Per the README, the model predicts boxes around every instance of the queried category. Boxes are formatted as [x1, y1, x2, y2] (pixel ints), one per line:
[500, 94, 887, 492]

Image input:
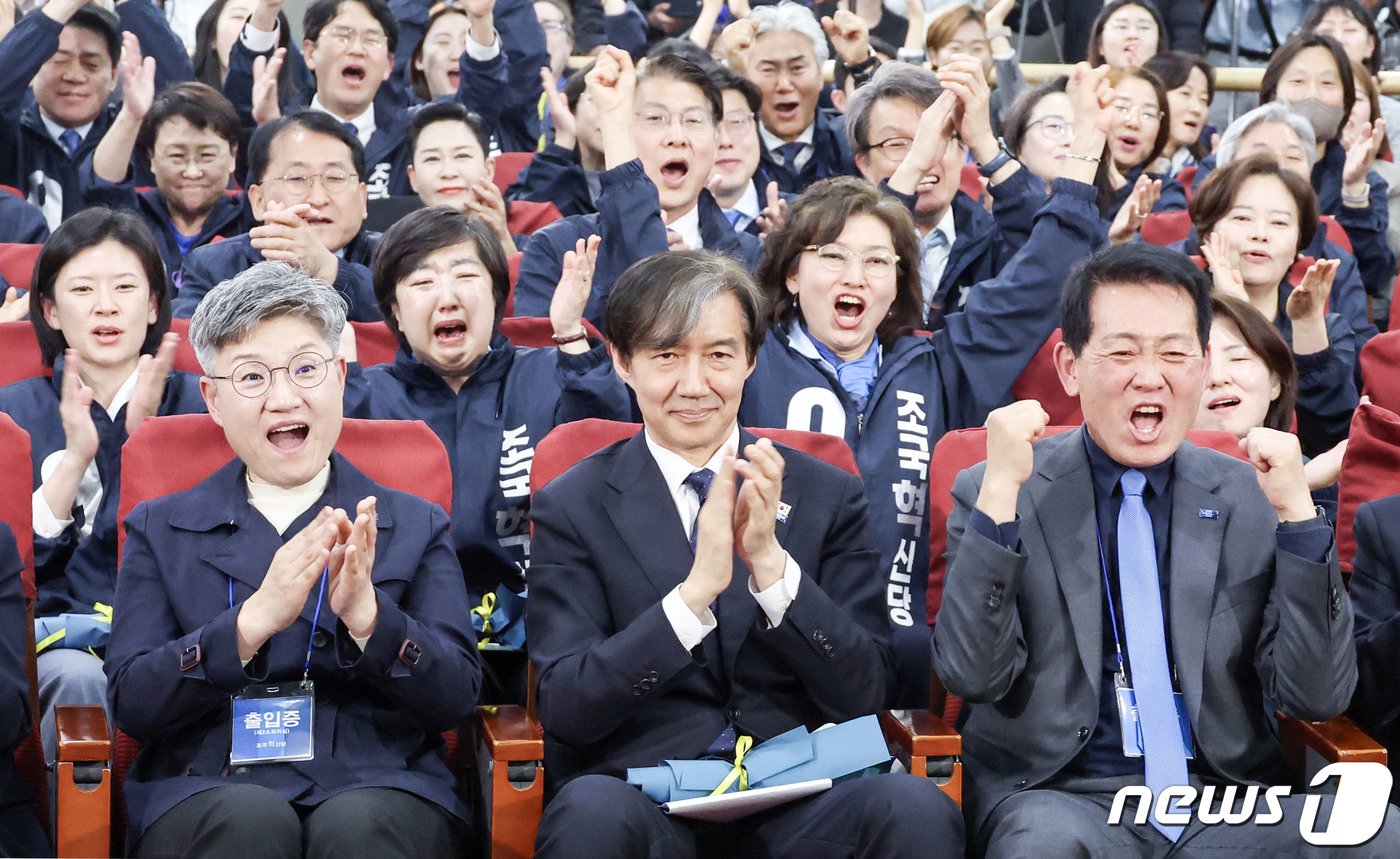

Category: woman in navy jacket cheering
[105, 263, 480, 856]
[737, 64, 1113, 708]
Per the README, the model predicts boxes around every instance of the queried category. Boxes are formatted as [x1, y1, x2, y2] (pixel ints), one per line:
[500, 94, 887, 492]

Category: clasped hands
[236, 498, 380, 662]
[679, 439, 788, 619]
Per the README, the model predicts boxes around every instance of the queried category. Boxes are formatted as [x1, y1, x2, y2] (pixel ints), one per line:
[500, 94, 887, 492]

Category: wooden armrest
[55, 705, 110, 763]
[1278, 712, 1388, 776]
[879, 709, 961, 758]
[479, 705, 544, 763]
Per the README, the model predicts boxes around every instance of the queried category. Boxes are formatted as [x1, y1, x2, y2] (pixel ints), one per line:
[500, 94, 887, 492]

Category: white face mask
[1285, 98, 1345, 143]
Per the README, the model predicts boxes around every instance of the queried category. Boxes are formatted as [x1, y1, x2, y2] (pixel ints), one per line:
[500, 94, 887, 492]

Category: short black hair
[1059, 243, 1212, 355]
[637, 53, 723, 121]
[246, 110, 367, 186]
[303, 0, 399, 55]
[709, 65, 761, 116]
[136, 82, 242, 164]
[371, 206, 510, 347]
[68, 6, 121, 67]
[606, 251, 766, 362]
[406, 101, 491, 160]
[646, 39, 721, 74]
[29, 208, 171, 367]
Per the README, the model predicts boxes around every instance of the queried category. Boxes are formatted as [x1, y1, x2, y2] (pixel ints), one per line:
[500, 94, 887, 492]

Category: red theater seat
[0, 322, 47, 387]
[1008, 330, 1082, 426]
[0, 243, 41, 291]
[493, 152, 535, 194]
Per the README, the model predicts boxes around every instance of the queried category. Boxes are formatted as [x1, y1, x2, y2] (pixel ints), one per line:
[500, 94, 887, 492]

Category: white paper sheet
[659, 779, 833, 822]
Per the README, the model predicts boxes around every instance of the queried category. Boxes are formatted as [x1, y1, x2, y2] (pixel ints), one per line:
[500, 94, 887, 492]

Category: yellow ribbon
[709, 735, 753, 796]
[472, 592, 498, 649]
[35, 604, 114, 654]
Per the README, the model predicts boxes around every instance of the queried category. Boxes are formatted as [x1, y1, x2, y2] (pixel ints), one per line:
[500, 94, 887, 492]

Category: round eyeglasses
[803, 244, 900, 278]
[206, 352, 332, 398]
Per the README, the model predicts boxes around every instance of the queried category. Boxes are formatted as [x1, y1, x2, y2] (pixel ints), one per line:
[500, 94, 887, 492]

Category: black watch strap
[977, 137, 1015, 178]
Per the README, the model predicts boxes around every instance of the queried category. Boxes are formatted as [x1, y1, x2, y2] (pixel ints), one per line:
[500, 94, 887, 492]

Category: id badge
[1114, 680, 1194, 760]
[231, 681, 315, 765]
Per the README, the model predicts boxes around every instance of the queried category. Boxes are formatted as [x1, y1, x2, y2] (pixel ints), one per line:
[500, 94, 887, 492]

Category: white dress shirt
[665, 203, 703, 250]
[645, 425, 802, 651]
[917, 206, 958, 307]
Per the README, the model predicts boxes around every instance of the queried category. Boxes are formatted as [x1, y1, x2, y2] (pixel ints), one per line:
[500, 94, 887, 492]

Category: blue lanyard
[1094, 527, 1129, 686]
[229, 568, 328, 686]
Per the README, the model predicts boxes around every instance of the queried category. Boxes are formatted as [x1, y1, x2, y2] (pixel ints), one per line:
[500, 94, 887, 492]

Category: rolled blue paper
[34, 612, 112, 652]
[626, 714, 891, 803]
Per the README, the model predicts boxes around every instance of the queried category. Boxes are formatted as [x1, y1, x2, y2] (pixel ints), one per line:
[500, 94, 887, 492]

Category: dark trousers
[535, 772, 964, 858]
[981, 774, 1400, 857]
[135, 784, 468, 859]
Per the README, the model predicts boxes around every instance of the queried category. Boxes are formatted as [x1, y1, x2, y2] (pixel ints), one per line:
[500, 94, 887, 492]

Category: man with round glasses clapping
[174, 111, 384, 323]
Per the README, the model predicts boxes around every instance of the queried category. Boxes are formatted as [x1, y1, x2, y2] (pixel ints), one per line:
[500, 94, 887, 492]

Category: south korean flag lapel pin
[776, 502, 792, 524]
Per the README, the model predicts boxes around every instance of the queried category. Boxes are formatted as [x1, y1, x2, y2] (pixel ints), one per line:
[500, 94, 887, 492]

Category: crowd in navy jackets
[10, 0, 1400, 853]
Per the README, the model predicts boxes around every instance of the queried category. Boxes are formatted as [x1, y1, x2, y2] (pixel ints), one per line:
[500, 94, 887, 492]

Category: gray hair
[189, 261, 348, 373]
[1216, 102, 1318, 167]
[605, 251, 767, 362]
[749, 2, 829, 66]
[844, 61, 943, 155]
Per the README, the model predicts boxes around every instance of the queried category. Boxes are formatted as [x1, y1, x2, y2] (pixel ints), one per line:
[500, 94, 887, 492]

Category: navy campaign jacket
[506, 143, 596, 218]
[0, 524, 47, 858]
[0, 365, 206, 617]
[513, 159, 763, 329]
[0, 193, 49, 245]
[105, 453, 481, 848]
[737, 178, 1105, 708]
[344, 336, 631, 600]
[754, 108, 856, 195]
[528, 429, 889, 792]
[0, 0, 192, 227]
[175, 231, 383, 321]
[388, 0, 549, 153]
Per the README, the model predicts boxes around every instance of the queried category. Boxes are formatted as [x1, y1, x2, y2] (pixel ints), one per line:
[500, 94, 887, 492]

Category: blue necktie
[344, 121, 359, 139]
[775, 142, 804, 168]
[1118, 470, 1189, 842]
[723, 209, 744, 229]
[683, 468, 715, 553]
[59, 129, 81, 156]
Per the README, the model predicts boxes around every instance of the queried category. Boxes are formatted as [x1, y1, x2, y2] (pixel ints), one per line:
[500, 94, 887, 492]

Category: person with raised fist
[934, 241, 1399, 855]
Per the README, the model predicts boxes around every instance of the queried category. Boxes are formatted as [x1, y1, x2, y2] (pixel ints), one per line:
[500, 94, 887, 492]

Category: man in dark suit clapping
[527, 250, 963, 857]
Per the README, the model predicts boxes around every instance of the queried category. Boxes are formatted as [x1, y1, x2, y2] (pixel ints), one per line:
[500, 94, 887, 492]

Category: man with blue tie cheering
[527, 250, 963, 857]
[933, 243, 1399, 855]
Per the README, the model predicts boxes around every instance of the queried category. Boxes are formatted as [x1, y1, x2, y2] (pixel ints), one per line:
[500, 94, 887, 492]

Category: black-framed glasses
[803, 244, 899, 278]
[206, 352, 332, 398]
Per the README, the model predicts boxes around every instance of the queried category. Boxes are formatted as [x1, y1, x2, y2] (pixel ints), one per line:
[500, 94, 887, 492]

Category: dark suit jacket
[528, 429, 890, 792]
[932, 428, 1356, 837]
[1347, 493, 1400, 801]
[104, 454, 481, 848]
